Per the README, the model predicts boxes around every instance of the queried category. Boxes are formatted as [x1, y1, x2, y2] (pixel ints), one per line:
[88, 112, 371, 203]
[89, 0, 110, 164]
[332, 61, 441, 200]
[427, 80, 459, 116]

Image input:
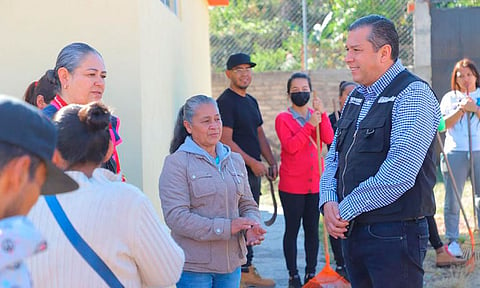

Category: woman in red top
[275, 72, 334, 288]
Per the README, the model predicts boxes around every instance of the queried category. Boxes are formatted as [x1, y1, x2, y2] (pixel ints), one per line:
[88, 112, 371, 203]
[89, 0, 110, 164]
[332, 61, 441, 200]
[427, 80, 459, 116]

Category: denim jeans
[176, 267, 241, 288]
[342, 218, 429, 288]
[441, 151, 480, 241]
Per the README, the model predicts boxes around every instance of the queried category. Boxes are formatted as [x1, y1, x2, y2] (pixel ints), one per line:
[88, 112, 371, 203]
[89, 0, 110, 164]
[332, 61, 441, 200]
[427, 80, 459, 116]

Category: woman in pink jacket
[275, 72, 334, 288]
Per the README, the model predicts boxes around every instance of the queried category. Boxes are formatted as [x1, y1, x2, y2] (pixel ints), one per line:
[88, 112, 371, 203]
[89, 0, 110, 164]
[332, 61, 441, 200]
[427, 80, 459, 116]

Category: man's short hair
[349, 14, 399, 61]
[0, 95, 78, 194]
[0, 142, 41, 179]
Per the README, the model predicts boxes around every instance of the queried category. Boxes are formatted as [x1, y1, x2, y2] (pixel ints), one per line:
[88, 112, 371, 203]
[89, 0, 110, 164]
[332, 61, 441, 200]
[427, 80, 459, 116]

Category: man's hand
[267, 164, 278, 181]
[323, 201, 349, 239]
[250, 160, 268, 177]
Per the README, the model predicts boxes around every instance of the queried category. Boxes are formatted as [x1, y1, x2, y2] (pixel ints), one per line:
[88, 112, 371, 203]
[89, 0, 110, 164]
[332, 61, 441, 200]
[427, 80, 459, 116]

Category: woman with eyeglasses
[275, 72, 334, 288]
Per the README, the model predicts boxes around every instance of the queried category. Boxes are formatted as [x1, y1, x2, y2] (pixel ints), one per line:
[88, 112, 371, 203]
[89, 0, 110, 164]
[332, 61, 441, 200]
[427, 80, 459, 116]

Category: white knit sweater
[27, 168, 184, 288]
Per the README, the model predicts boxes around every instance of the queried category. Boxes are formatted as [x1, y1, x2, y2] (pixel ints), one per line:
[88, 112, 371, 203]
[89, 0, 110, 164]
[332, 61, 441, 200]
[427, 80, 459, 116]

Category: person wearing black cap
[217, 53, 276, 287]
[0, 95, 78, 286]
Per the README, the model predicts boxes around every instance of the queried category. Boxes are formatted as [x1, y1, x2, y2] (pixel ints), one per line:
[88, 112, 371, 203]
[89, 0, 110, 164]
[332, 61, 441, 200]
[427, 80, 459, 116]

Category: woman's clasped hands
[231, 217, 266, 246]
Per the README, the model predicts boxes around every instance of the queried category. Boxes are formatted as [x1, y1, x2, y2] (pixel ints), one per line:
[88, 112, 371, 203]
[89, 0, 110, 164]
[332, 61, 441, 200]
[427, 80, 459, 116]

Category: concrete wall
[212, 69, 352, 160]
[0, 0, 212, 215]
[414, 0, 432, 84]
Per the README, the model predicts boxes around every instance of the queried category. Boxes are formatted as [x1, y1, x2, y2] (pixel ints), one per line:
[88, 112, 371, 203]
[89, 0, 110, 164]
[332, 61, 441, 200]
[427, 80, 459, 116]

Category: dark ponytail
[169, 95, 218, 154]
[23, 82, 36, 106]
[23, 69, 57, 107]
[54, 102, 111, 166]
[169, 106, 189, 154]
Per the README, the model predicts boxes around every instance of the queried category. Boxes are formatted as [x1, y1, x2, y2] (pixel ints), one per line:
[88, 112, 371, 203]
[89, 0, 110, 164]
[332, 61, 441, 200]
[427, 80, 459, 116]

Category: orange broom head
[466, 257, 475, 274]
[303, 264, 351, 288]
[465, 229, 475, 274]
[465, 229, 476, 274]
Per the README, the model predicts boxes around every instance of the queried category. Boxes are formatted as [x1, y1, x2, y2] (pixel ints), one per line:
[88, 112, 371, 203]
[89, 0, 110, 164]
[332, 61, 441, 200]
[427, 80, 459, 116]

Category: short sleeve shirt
[217, 88, 263, 161]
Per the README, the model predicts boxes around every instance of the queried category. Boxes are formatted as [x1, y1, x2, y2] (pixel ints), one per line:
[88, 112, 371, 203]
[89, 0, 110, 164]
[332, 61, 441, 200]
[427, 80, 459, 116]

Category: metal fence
[209, 0, 414, 72]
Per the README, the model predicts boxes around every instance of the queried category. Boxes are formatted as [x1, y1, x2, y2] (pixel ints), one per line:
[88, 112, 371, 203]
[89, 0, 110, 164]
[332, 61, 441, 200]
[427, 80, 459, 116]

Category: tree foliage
[209, 0, 479, 72]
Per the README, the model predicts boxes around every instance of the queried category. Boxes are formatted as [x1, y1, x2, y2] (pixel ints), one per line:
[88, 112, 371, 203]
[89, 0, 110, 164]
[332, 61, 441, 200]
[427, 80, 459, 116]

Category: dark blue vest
[335, 70, 436, 223]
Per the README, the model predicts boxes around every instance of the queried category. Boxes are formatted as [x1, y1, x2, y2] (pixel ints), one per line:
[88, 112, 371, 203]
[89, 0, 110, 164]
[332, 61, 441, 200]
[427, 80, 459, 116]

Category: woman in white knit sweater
[27, 102, 184, 287]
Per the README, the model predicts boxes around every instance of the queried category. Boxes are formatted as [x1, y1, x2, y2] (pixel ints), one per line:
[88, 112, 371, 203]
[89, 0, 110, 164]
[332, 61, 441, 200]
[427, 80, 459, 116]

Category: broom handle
[316, 119, 331, 266]
[436, 132, 474, 240]
[467, 112, 478, 231]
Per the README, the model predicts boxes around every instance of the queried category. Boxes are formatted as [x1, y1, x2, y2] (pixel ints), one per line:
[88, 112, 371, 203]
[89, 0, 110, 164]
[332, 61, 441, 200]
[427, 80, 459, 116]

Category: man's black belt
[356, 216, 426, 225]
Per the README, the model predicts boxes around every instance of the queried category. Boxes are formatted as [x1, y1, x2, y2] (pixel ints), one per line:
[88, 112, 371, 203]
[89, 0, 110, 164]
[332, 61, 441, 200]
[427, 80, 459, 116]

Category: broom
[303, 100, 350, 288]
[437, 131, 476, 273]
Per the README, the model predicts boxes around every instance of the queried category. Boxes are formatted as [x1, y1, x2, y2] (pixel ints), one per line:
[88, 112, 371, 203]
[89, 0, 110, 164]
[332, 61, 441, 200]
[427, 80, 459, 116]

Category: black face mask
[290, 92, 310, 107]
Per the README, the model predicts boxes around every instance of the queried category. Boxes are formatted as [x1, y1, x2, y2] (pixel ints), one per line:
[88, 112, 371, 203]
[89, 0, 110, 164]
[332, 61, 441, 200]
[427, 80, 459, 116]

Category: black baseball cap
[0, 95, 78, 195]
[226, 53, 257, 70]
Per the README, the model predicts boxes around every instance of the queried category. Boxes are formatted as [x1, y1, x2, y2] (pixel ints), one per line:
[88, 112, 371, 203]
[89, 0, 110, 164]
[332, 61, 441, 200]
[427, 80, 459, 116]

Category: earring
[63, 84, 68, 90]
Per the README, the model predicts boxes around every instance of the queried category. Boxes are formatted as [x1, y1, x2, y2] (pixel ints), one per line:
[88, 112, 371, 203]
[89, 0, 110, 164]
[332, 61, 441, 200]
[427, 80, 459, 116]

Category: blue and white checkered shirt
[319, 60, 441, 221]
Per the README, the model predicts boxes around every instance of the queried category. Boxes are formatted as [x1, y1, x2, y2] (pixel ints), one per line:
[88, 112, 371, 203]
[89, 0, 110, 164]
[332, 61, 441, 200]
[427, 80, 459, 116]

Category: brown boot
[240, 265, 275, 287]
[436, 246, 467, 267]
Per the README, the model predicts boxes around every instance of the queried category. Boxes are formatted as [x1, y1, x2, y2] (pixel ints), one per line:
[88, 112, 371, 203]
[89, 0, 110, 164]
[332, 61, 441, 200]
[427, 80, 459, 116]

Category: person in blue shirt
[320, 15, 440, 288]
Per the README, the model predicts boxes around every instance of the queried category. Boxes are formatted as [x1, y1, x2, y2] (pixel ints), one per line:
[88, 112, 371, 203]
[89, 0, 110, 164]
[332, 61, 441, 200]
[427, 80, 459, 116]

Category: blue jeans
[441, 151, 480, 241]
[342, 218, 428, 288]
[176, 268, 241, 288]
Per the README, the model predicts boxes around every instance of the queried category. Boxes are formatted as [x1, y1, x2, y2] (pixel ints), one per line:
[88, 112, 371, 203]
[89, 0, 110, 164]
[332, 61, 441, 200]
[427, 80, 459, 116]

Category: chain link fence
[209, 0, 414, 72]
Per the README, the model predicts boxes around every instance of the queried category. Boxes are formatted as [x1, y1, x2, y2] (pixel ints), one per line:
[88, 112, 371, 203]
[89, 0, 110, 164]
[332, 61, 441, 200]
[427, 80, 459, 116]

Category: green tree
[209, 0, 479, 72]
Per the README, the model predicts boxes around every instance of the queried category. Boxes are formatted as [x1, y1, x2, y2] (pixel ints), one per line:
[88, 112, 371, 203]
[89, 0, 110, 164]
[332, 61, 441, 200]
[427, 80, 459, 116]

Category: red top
[275, 108, 334, 194]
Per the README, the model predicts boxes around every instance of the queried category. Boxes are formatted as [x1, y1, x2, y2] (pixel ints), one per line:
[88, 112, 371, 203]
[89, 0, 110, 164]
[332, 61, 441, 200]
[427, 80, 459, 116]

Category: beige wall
[138, 1, 212, 213]
[0, 0, 212, 214]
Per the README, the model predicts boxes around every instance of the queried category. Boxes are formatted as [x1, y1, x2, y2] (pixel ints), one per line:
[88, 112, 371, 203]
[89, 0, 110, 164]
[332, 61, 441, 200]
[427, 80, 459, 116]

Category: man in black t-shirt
[217, 53, 277, 288]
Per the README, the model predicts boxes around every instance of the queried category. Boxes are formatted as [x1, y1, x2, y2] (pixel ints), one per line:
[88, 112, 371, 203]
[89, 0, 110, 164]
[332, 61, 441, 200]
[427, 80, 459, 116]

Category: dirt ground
[422, 215, 479, 288]
[258, 180, 480, 287]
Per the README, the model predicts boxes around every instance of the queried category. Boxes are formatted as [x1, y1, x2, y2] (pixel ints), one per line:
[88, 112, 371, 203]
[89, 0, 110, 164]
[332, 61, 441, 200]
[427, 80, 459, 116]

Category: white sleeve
[130, 194, 184, 287]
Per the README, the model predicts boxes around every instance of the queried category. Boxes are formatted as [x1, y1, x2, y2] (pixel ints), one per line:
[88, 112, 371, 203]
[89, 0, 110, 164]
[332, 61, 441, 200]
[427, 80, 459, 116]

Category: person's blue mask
[290, 92, 310, 107]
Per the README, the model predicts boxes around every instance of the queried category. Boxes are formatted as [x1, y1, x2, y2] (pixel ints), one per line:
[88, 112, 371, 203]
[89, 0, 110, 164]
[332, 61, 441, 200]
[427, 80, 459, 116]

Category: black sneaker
[335, 265, 350, 281]
[288, 274, 302, 288]
[304, 273, 316, 285]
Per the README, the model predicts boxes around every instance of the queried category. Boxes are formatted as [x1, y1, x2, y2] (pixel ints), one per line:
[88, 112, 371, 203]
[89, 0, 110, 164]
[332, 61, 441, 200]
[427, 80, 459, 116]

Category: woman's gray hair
[183, 94, 218, 123]
[53, 42, 103, 89]
[169, 95, 218, 154]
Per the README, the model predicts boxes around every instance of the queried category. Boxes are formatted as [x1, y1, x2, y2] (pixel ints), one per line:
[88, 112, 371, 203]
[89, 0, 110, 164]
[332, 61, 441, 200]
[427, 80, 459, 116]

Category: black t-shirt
[217, 88, 263, 161]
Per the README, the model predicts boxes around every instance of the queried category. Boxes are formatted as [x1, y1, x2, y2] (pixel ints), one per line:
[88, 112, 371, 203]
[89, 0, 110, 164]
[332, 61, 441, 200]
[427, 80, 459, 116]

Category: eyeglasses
[231, 67, 252, 74]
